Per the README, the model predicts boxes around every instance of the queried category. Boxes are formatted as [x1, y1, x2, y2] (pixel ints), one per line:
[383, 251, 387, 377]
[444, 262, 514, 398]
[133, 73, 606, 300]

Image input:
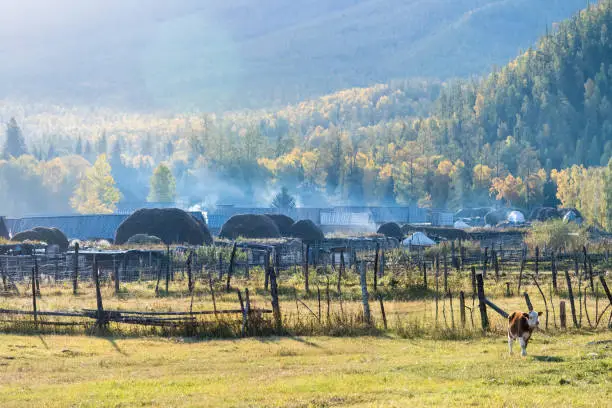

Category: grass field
[0, 331, 610, 407]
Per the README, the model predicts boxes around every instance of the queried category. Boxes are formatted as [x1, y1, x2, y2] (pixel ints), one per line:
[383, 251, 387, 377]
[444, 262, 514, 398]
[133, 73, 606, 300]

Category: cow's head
[526, 310, 542, 328]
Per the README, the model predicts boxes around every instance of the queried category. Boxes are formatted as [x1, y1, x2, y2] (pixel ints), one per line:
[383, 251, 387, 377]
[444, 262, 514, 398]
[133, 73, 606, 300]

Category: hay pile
[126, 234, 163, 245]
[529, 207, 561, 221]
[265, 214, 295, 236]
[377, 222, 403, 240]
[484, 209, 509, 226]
[115, 208, 213, 245]
[219, 214, 281, 240]
[290, 219, 324, 242]
[12, 227, 69, 250]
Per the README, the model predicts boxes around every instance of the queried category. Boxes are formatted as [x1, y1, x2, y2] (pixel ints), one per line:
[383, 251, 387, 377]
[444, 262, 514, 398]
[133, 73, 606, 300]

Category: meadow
[0, 331, 610, 407]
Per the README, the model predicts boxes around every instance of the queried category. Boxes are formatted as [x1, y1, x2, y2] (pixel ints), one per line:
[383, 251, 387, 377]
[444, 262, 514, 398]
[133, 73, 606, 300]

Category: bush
[525, 220, 586, 252]
[115, 208, 213, 245]
[219, 214, 281, 240]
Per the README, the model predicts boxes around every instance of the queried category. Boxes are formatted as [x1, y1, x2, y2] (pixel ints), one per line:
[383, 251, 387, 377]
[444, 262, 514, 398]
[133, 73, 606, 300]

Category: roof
[6, 211, 206, 241]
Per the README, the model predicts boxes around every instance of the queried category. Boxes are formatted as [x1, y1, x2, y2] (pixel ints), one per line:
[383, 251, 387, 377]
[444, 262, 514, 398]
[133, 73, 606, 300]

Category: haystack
[376, 222, 403, 240]
[484, 209, 508, 226]
[115, 208, 213, 245]
[265, 214, 295, 236]
[12, 227, 69, 250]
[126, 234, 163, 245]
[219, 214, 281, 240]
[529, 207, 560, 222]
[290, 219, 324, 242]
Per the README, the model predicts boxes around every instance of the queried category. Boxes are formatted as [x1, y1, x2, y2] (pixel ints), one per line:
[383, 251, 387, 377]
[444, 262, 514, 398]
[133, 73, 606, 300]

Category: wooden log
[226, 242, 237, 292]
[476, 273, 489, 331]
[268, 261, 282, 333]
[93, 257, 105, 329]
[523, 292, 534, 312]
[378, 293, 387, 330]
[31, 266, 37, 325]
[564, 269, 579, 328]
[560, 300, 567, 329]
[459, 291, 466, 328]
[359, 261, 371, 326]
[483, 298, 509, 319]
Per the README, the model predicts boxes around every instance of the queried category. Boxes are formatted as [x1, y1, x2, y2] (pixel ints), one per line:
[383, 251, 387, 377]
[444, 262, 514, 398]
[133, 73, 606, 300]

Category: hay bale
[484, 209, 508, 226]
[126, 234, 163, 245]
[12, 227, 69, 250]
[0, 217, 8, 240]
[290, 219, 324, 242]
[265, 214, 295, 236]
[219, 214, 281, 240]
[115, 208, 213, 245]
[377, 222, 403, 240]
[12, 230, 44, 243]
[529, 207, 560, 222]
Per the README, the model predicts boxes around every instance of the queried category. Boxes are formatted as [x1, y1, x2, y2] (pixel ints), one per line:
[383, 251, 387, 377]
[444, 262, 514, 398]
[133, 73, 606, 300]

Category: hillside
[0, 0, 585, 111]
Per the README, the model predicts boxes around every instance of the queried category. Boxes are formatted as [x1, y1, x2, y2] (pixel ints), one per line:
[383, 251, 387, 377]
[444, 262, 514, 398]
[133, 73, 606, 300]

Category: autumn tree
[71, 154, 121, 214]
[148, 163, 176, 203]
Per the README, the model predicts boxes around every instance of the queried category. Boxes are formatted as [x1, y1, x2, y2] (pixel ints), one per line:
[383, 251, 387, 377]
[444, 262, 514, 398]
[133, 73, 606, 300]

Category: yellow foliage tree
[71, 154, 120, 214]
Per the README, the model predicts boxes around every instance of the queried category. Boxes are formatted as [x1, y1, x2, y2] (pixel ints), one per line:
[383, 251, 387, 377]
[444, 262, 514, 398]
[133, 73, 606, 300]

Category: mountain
[0, 0, 586, 111]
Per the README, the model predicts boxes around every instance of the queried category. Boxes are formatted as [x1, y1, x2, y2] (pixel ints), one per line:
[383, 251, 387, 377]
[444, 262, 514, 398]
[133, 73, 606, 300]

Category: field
[0, 331, 610, 407]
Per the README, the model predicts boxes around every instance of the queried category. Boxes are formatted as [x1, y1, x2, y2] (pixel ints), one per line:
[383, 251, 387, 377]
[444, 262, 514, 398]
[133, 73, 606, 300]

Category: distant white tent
[402, 231, 436, 247]
[453, 220, 471, 229]
[507, 210, 525, 224]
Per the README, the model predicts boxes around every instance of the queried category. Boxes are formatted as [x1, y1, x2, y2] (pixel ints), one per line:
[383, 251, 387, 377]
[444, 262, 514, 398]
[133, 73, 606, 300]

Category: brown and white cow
[508, 310, 542, 356]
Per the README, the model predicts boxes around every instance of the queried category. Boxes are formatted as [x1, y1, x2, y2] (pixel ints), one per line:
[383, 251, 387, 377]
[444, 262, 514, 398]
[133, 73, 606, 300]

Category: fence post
[534, 246, 539, 277]
[423, 262, 428, 289]
[31, 266, 37, 325]
[264, 250, 270, 291]
[165, 245, 171, 294]
[559, 300, 567, 329]
[471, 266, 476, 295]
[237, 289, 246, 337]
[443, 250, 448, 294]
[435, 255, 440, 326]
[93, 256, 105, 329]
[551, 250, 558, 293]
[517, 252, 526, 293]
[337, 250, 344, 294]
[459, 291, 466, 328]
[583, 246, 594, 292]
[359, 261, 371, 326]
[564, 269, 579, 328]
[493, 249, 499, 281]
[482, 247, 488, 278]
[113, 255, 120, 295]
[304, 244, 310, 294]
[34, 256, 40, 296]
[523, 292, 533, 312]
[476, 273, 488, 331]
[268, 261, 282, 333]
[373, 243, 379, 292]
[226, 242, 237, 292]
[599, 274, 612, 307]
[378, 293, 387, 330]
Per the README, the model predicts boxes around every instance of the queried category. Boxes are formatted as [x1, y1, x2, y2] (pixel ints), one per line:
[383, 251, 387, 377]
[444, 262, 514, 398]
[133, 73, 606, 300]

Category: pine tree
[2, 117, 27, 159]
[271, 186, 296, 209]
[148, 163, 176, 203]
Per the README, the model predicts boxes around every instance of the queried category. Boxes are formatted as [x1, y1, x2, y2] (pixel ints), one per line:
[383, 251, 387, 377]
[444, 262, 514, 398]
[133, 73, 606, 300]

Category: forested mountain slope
[0, 0, 584, 110]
